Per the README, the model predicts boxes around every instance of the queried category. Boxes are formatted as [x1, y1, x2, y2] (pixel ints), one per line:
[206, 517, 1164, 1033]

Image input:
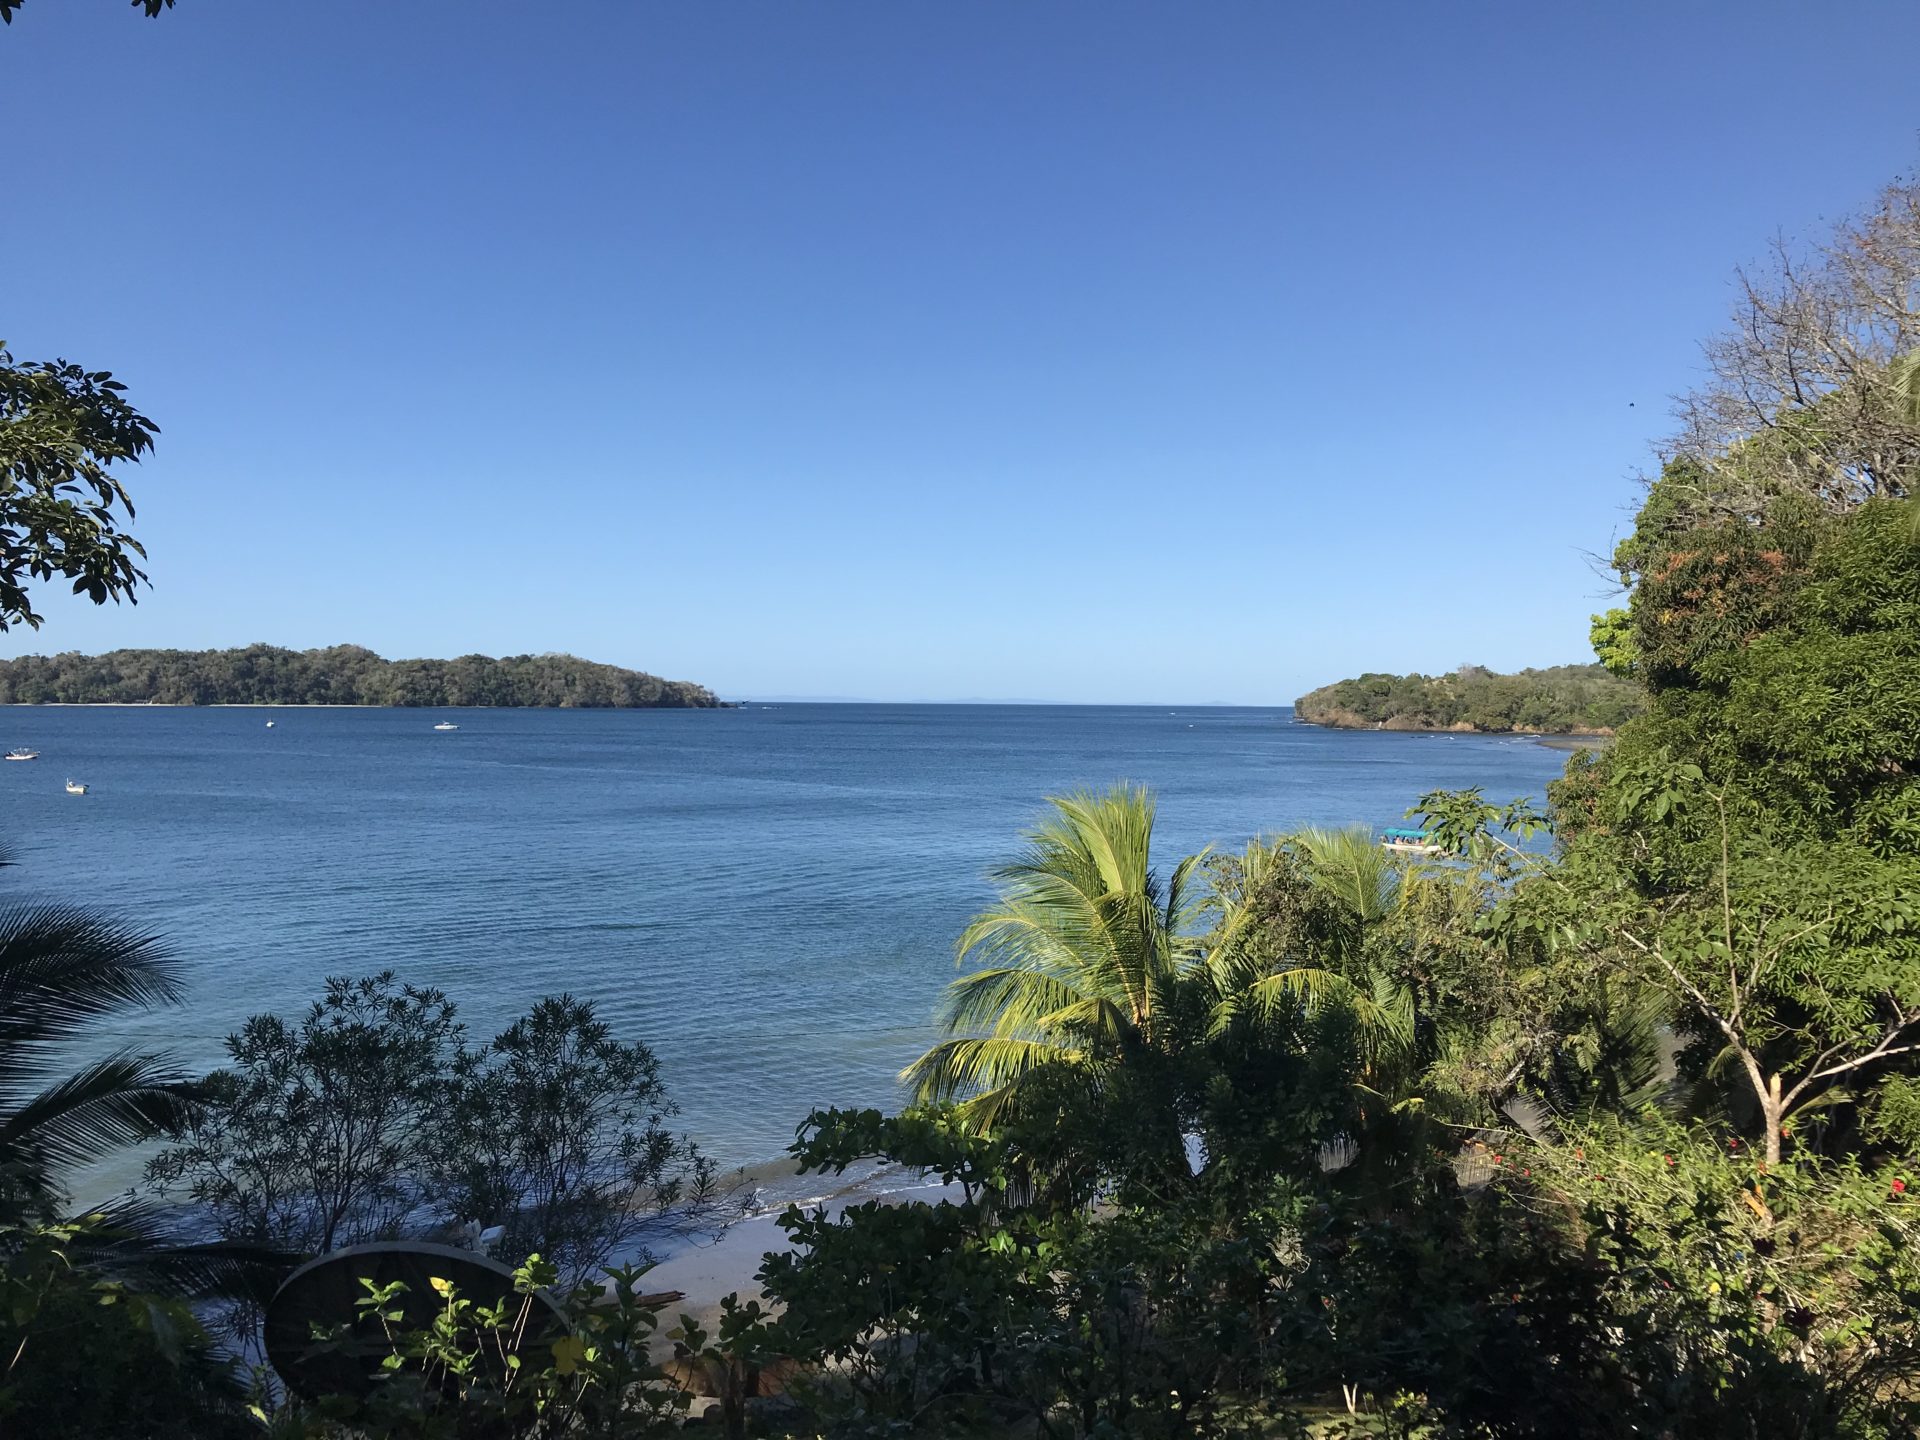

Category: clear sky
[5, 2, 1918, 702]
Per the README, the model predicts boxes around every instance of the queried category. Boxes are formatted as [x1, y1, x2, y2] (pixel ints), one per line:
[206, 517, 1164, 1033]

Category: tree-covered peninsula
[0, 644, 723, 708]
[1295, 661, 1642, 734]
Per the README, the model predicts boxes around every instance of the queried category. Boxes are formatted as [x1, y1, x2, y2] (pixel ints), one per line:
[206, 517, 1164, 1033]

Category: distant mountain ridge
[0, 644, 723, 708]
[1294, 662, 1639, 735]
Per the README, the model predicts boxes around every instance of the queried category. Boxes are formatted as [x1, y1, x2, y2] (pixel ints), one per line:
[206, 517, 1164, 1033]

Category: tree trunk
[1763, 1072, 1783, 1167]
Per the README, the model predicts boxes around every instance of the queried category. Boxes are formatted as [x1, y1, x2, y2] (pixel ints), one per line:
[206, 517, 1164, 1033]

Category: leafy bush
[149, 977, 724, 1288]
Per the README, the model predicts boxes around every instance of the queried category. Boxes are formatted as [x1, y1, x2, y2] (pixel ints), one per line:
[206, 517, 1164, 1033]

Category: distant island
[1294, 663, 1640, 735]
[0, 645, 724, 709]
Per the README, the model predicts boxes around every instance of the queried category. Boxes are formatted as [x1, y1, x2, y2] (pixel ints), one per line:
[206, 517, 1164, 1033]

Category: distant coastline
[1294, 662, 1639, 736]
[0, 644, 725, 709]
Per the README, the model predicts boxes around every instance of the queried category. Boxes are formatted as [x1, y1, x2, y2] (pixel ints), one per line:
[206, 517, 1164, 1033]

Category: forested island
[0, 644, 723, 708]
[1295, 661, 1642, 733]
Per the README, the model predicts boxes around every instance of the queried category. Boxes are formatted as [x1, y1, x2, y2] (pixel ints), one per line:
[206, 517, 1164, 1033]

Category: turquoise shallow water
[0, 704, 1569, 1197]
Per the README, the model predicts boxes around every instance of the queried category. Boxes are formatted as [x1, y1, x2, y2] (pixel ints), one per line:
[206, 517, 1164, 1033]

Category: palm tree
[1203, 827, 1413, 1057]
[0, 903, 198, 1219]
[1892, 350, 1920, 426]
[901, 784, 1209, 1127]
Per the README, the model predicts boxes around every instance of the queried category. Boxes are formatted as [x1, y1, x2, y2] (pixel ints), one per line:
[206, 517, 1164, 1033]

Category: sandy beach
[640, 1158, 961, 1333]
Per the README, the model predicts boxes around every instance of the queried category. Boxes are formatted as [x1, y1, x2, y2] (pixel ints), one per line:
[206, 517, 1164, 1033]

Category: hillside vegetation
[1294, 662, 1641, 733]
[0, 644, 723, 708]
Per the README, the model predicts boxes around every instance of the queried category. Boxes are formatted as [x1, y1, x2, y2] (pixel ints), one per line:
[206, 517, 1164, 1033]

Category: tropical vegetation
[0, 343, 156, 633]
[6, 123, 1920, 1440]
[0, 644, 723, 708]
[1294, 662, 1641, 734]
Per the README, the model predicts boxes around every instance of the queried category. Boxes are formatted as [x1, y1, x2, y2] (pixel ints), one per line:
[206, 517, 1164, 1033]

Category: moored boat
[1379, 826, 1442, 856]
[432, 722, 459, 731]
[64, 779, 88, 795]
[5, 749, 39, 761]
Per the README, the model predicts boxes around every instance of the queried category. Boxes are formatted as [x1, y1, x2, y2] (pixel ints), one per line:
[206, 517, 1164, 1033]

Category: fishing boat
[5, 749, 39, 761]
[64, 779, 88, 795]
[1379, 826, 1442, 856]
[432, 722, 459, 732]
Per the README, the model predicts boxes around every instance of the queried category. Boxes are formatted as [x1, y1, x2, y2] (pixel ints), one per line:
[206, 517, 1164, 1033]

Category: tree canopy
[0, 644, 724, 707]
[0, 345, 156, 632]
[1295, 661, 1641, 733]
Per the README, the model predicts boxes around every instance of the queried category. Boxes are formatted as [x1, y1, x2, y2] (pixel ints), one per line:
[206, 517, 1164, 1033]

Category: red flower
[1492, 1154, 1504, 1165]
[1664, 1154, 1673, 1167]
[1894, 1179, 1908, 1196]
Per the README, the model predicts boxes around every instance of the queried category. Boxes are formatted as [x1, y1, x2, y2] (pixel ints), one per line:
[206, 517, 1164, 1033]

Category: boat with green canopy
[1379, 826, 1443, 856]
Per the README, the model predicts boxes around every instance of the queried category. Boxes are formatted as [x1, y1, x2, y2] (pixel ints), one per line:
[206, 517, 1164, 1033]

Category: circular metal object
[264, 1240, 569, 1402]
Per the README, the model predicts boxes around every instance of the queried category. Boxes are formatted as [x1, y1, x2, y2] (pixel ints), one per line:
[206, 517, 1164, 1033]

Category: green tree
[1295, 662, 1641, 733]
[0, 345, 156, 632]
[900, 785, 1211, 1128]
[1201, 827, 1411, 1053]
[147, 973, 466, 1254]
[435, 995, 720, 1283]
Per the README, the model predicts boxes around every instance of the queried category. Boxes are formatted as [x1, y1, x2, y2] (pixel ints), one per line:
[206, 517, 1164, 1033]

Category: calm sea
[1, 704, 1568, 1199]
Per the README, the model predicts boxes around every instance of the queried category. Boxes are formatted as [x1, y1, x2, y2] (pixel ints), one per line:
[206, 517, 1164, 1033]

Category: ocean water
[0, 704, 1569, 1198]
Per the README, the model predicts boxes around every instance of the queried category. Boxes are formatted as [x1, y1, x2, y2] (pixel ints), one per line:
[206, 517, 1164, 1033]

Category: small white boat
[265, 720, 276, 729]
[432, 722, 459, 732]
[64, 779, 88, 795]
[5, 749, 39, 761]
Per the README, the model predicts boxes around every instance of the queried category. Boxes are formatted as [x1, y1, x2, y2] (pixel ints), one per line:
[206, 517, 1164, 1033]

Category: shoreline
[0, 701, 731, 710]
[1290, 716, 1613, 752]
[640, 1156, 961, 1331]
[1533, 734, 1610, 752]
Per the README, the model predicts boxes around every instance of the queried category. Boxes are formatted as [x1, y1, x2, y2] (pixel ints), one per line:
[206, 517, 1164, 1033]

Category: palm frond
[1291, 826, 1400, 928]
[0, 1050, 198, 1186]
[1162, 848, 1215, 958]
[937, 965, 1092, 1037]
[901, 1036, 1081, 1107]
[1209, 965, 1364, 1036]
[1892, 349, 1920, 426]
[0, 906, 179, 1089]
[72, 1195, 297, 1303]
[907, 784, 1209, 1109]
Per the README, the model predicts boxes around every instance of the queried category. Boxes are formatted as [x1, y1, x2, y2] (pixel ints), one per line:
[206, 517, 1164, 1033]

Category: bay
[0, 704, 1569, 1199]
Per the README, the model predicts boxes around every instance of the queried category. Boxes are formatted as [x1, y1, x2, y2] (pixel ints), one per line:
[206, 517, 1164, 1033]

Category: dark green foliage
[0, 344, 156, 631]
[1278, 1181, 1639, 1433]
[1295, 663, 1641, 734]
[274, 1255, 696, 1438]
[148, 974, 464, 1255]
[763, 1106, 1323, 1438]
[148, 977, 719, 1291]
[1535, 497, 1920, 1172]
[0, 643, 723, 707]
[1, 1218, 253, 1440]
[0, 0, 172, 23]
[436, 994, 718, 1281]
[0, 852, 289, 1440]
[0, 904, 193, 1218]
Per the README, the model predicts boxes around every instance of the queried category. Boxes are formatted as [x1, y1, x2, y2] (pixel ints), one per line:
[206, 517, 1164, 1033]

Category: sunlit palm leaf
[903, 785, 1204, 1115]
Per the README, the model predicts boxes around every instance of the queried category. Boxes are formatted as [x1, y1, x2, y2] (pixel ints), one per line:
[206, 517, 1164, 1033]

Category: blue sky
[6, 2, 1918, 703]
